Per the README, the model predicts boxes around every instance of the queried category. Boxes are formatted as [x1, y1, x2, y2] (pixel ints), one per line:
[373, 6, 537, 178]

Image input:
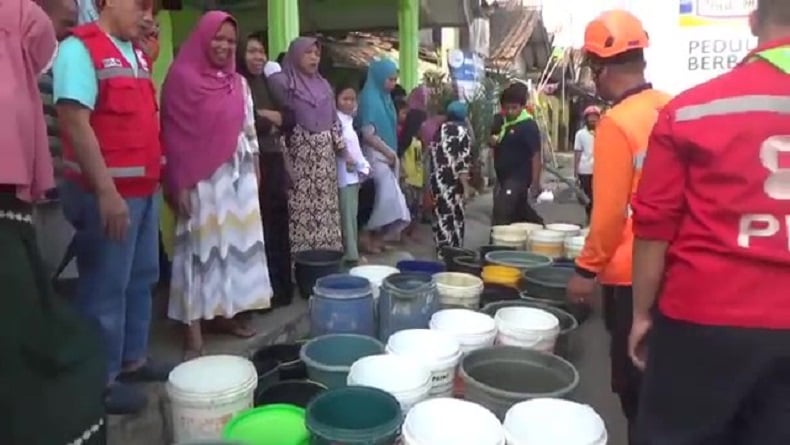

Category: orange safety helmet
[583, 105, 602, 116]
[583, 10, 649, 59]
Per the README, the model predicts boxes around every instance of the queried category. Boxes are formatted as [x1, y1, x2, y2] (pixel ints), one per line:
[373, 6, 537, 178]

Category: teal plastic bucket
[223, 404, 309, 445]
[300, 334, 385, 388]
[306, 386, 403, 445]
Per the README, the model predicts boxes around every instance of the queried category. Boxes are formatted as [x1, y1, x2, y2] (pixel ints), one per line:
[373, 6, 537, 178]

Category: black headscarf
[397, 109, 427, 157]
[236, 32, 278, 138]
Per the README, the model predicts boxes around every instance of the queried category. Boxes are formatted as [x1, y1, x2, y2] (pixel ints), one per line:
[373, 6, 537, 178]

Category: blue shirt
[53, 35, 138, 110]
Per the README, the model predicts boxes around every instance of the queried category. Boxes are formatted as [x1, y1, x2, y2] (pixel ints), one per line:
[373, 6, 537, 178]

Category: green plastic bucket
[223, 404, 309, 445]
[306, 386, 403, 444]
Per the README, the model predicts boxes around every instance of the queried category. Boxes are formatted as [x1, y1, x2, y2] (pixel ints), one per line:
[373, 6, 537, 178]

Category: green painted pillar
[398, 0, 420, 90]
[268, 0, 300, 58]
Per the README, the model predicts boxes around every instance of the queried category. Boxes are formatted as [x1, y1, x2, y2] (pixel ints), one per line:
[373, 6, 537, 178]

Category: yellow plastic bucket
[481, 265, 521, 288]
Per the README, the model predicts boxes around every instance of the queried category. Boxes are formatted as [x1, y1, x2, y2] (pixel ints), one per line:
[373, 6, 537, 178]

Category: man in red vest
[53, 0, 170, 415]
[630, 0, 790, 442]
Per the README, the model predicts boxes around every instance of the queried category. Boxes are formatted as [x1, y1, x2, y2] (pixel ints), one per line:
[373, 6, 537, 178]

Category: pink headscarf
[406, 85, 429, 111]
[160, 11, 245, 193]
[0, 0, 57, 202]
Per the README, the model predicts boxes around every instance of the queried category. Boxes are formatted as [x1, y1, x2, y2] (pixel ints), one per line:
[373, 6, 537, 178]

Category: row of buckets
[168, 332, 605, 445]
[491, 222, 588, 259]
[167, 301, 596, 444]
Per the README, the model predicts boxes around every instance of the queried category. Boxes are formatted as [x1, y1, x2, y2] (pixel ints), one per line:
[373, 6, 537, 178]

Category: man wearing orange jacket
[565, 10, 670, 443]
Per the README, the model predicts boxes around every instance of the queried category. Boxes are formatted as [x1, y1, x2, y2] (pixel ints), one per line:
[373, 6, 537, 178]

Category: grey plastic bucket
[459, 346, 579, 420]
[480, 301, 579, 361]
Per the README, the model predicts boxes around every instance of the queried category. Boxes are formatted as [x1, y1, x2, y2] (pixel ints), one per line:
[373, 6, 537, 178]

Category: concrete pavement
[109, 190, 628, 445]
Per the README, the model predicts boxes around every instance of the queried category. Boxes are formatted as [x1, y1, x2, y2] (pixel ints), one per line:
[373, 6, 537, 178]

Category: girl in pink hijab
[161, 11, 273, 358]
[2, 1, 106, 443]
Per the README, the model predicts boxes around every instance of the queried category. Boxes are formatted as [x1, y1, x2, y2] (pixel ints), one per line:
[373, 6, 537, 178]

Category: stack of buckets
[490, 222, 590, 259]
[165, 233, 600, 445]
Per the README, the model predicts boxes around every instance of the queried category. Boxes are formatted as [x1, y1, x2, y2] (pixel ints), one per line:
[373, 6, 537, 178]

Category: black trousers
[636, 315, 790, 445]
[259, 152, 293, 306]
[491, 178, 544, 226]
[604, 285, 641, 444]
[357, 178, 375, 228]
[579, 173, 593, 220]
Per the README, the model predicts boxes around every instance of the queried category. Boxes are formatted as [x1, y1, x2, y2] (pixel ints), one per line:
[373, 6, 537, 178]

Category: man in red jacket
[630, 0, 790, 442]
[54, 0, 170, 415]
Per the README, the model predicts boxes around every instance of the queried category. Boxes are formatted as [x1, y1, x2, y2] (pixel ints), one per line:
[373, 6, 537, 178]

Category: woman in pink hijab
[2, 1, 106, 442]
[161, 11, 273, 358]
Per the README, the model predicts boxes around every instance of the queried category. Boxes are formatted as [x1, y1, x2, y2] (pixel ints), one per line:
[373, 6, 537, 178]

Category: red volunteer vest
[61, 23, 162, 197]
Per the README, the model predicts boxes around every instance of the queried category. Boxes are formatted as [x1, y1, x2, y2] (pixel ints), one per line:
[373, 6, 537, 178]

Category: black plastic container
[254, 380, 327, 408]
[449, 255, 483, 276]
[294, 249, 344, 299]
[440, 246, 476, 269]
[479, 283, 521, 307]
[251, 342, 308, 381]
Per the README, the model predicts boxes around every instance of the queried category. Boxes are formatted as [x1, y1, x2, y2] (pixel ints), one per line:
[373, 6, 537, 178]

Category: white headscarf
[263, 61, 281, 77]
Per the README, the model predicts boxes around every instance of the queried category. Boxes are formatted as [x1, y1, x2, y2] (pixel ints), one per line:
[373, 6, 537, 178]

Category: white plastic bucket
[495, 307, 561, 352]
[491, 225, 522, 238]
[167, 355, 258, 442]
[349, 265, 399, 300]
[433, 272, 485, 309]
[528, 229, 566, 258]
[544, 223, 581, 239]
[508, 222, 543, 240]
[503, 398, 607, 445]
[386, 329, 462, 397]
[403, 398, 505, 445]
[491, 225, 528, 249]
[347, 354, 432, 412]
[564, 235, 586, 259]
[429, 309, 497, 354]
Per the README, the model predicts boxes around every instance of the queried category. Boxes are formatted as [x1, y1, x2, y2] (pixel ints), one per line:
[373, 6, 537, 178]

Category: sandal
[208, 318, 257, 338]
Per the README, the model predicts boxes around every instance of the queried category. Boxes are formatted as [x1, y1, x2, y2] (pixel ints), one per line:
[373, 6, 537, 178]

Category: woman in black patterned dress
[429, 101, 473, 255]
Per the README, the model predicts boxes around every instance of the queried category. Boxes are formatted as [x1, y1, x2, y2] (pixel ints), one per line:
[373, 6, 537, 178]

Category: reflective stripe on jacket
[632, 38, 790, 328]
[61, 23, 163, 198]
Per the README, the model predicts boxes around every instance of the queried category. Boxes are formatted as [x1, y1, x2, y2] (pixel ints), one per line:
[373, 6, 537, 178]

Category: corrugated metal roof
[320, 33, 439, 72]
[487, 3, 541, 69]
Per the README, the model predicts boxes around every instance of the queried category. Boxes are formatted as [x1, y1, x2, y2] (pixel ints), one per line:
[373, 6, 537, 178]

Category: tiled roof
[487, 2, 541, 69]
[320, 33, 439, 71]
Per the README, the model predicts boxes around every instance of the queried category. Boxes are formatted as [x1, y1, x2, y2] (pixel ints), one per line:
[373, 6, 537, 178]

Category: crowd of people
[11, 0, 790, 443]
[4, 0, 539, 441]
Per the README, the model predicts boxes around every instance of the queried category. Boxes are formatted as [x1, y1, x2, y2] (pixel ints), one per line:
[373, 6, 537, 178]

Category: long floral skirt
[286, 125, 343, 254]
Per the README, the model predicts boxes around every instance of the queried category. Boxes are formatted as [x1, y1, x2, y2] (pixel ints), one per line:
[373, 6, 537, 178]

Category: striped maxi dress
[168, 78, 272, 323]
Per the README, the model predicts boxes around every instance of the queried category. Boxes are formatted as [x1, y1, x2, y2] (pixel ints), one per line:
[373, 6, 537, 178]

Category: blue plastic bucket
[396, 260, 445, 274]
[310, 274, 376, 337]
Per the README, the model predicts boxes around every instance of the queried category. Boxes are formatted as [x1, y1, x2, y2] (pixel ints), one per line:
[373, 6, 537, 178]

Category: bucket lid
[430, 309, 496, 335]
[168, 355, 257, 397]
[348, 354, 432, 393]
[386, 329, 461, 361]
[503, 398, 606, 444]
[404, 398, 504, 444]
[223, 404, 309, 445]
[495, 307, 560, 331]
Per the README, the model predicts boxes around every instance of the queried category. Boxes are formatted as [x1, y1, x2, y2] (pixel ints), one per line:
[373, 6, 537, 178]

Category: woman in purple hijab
[268, 37, 345, 255]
